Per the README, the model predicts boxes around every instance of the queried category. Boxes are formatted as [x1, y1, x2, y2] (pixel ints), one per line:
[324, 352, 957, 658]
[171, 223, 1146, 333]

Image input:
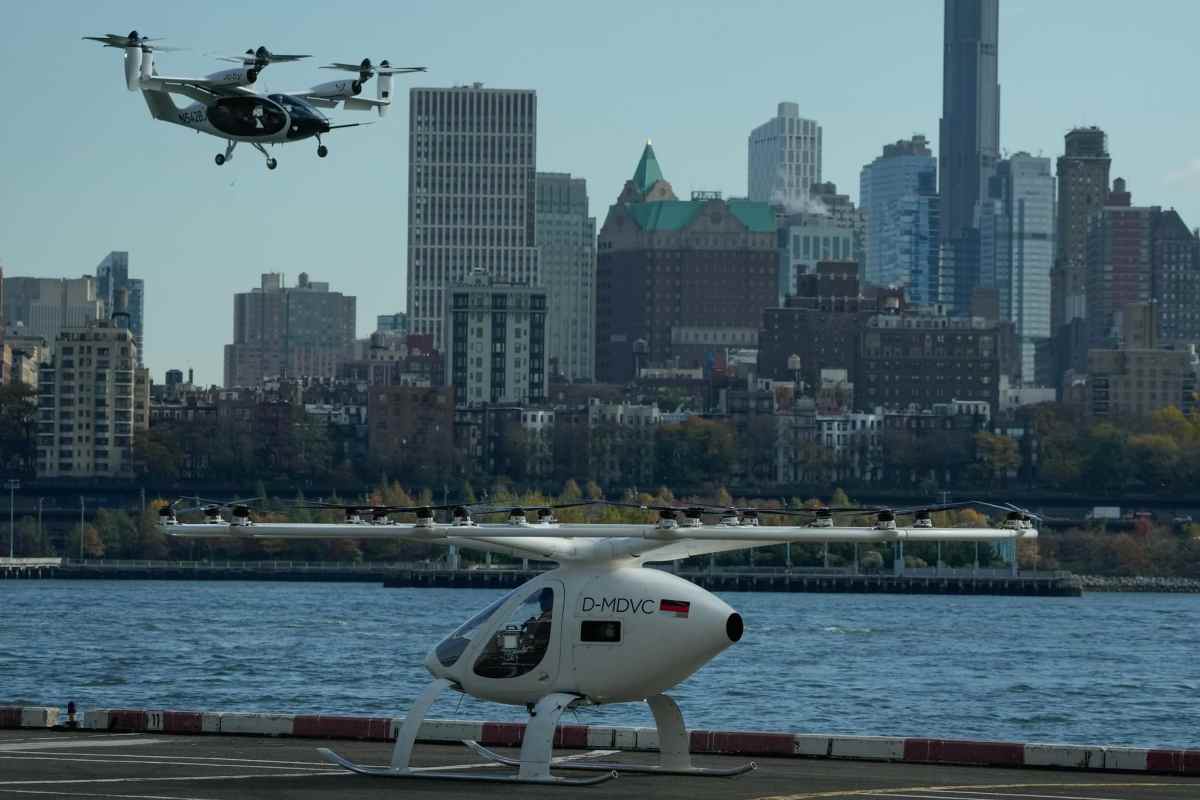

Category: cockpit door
[469, 579, 565, 695]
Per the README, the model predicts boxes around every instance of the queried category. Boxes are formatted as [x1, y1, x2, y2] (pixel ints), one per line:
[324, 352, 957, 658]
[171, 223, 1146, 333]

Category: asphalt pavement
[0, 729, 1197, 800]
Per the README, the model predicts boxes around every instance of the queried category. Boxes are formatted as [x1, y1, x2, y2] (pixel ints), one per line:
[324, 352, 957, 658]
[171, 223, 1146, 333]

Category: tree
[67, 524, 105, 558]
[1127, 434, 1181, 492]
[974, 432, 1021, 487]
[0, 384, 36, 476]
[654, 418, 735, 488]
[1082, 423, 1132, 493]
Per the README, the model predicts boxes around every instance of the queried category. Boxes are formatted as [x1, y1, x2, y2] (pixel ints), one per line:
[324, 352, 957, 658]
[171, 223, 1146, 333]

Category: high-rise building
[223, 272, 357, 387]
[445, 270, 548, 404]
[939, 0, 1000, 311]
[1052, 127, 1111, 330]
[857, 309, 1003, 414]
[96, 251, 146, 368]
[376, 313, 408, 336]
[535, 172, 596, 381]
[859, 136, 941, 304]
[36, 318, 150, 478]
[407, 84, 538, 350]
[1149, 209, 1200, 346]
[978, 153, 1055, 383]
[1085, 179, 1153, 348]
[748, 102, 822, 205]
[2, 276, 104, 353]
[1086, 348, 1196, 418]
[776, 182, 865, 303]
[596, 144, 778, 383]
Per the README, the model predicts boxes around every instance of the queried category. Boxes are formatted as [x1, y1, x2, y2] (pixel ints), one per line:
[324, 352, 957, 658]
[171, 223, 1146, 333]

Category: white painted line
[0, 790, 220, 800]
[0, 771, 344, 787]
[0, 739, 165, 752]
[28, 752, 332, 767]
[925, 791, 1136, 800]
[0, 754, 339, 771]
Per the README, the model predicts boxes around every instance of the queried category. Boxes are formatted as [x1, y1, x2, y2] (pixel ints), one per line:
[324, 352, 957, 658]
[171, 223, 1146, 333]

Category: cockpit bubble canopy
[434, 588, 517, 667]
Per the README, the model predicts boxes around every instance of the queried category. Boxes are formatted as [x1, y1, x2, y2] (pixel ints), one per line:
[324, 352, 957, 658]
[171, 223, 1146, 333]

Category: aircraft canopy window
[580, 620, 621, 643]
[269, 94, 324, 120]
[473, 587, 554, 679]
[435, 589, 516, 667]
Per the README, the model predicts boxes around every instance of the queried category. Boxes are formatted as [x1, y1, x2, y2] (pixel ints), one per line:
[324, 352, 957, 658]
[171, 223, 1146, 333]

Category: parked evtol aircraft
[161, 498, 1038, 785]
[84, 31, 425, 170]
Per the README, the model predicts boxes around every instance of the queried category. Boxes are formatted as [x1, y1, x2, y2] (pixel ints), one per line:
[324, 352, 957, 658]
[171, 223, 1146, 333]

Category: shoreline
[1078, 575, 1200, 593]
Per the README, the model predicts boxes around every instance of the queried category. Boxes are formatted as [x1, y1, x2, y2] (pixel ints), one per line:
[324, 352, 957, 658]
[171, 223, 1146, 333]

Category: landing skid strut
[465, 694, 755, 778]
[317, 680, 616, 785]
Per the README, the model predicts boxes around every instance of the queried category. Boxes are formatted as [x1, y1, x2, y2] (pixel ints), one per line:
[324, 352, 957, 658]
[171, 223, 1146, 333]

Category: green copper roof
[631, 142, 664, 195]
[623, 198, 776, 233]
[726, 199, 777, 232]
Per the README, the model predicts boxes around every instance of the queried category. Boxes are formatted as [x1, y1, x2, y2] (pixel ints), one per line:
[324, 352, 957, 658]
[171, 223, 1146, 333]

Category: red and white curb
[3, 705, 1198, 776]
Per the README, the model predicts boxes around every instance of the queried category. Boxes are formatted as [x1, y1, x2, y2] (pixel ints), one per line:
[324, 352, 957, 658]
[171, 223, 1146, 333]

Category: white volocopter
[84, 31, 425, 170]
[160, 498, 1038, 786]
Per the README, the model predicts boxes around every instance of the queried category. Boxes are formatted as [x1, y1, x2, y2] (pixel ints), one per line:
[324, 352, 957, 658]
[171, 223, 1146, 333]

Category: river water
[1, 581, 1197, 748]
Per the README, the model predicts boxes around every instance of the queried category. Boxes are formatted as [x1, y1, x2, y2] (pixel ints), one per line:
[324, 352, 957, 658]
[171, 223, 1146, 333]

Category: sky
[2, 1, 1199, 385]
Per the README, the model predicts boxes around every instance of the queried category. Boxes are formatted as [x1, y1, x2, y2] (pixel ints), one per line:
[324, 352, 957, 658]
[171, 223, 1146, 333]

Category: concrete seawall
[3, 704, 1196, 776]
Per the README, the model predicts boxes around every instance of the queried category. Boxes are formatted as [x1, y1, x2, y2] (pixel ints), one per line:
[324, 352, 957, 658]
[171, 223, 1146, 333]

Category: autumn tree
[974, 432, 1021, 487]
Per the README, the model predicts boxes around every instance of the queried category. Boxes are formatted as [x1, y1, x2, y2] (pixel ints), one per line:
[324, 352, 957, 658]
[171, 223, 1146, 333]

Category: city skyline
[3, 0, 1199, 383]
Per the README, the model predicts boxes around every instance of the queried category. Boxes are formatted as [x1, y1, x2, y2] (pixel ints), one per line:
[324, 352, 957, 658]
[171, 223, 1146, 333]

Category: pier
[383, 566, 1084, 597]
[0, 559, 1083, 595]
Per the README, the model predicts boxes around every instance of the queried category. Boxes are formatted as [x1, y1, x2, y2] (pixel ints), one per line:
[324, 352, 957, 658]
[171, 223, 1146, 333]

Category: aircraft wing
[292, 94, 340, 108]
[143, 76, 255, 103]
[342, 96, 388, 111]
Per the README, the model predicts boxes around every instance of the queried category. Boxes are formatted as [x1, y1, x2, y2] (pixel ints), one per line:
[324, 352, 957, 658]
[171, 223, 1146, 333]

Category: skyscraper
[2, 276, 104, 352]
[223, 272, 357, 387]
[748, 102, 822, 206]
[596, 144, 777, 383]
[978, 153, 1055, 383]
[95, 251, 146, 367]
[1085, 179, 1153, 348]
[1150, 209, 1200, 346]
[1052, 127, 1111, 330]
[939, 0, 1000, 311]
[445, 270, 548, 404]
[407, 84, 538, 351]
[535, 172, 596, 382]
[859, 136, 941, 304]
[36, 318, 150, 479]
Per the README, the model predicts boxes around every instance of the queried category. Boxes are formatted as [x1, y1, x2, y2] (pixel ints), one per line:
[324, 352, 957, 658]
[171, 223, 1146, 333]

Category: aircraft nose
[726, 612, 744, 643]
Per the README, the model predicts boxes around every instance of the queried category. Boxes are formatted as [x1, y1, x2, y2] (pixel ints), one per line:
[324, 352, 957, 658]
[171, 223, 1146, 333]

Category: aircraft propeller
[321, 58, 427, 83]
[470, 501, 596, 522]
[83, 31, 183, 52]
[216, 45, 311, 69]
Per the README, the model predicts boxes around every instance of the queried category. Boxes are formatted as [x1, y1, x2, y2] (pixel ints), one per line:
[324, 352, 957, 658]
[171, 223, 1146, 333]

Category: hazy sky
[2, 1, 1198, 384]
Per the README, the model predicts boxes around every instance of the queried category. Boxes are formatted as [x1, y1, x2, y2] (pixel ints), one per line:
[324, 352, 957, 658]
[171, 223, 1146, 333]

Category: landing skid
[463, 740, 756, 777]
[317, 747, 616, 785]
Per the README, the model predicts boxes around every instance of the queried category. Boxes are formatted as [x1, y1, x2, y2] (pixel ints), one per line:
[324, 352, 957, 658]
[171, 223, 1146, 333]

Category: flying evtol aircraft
[160, 498, 1038, 785]
[84, 31, 425, 170]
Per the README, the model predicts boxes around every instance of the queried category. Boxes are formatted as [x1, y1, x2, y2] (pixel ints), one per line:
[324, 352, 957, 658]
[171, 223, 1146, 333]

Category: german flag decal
[659, 599, 690, 618]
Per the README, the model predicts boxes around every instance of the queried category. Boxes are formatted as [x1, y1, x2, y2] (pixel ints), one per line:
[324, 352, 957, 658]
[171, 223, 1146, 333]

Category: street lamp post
[6, 479, 20, 559]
